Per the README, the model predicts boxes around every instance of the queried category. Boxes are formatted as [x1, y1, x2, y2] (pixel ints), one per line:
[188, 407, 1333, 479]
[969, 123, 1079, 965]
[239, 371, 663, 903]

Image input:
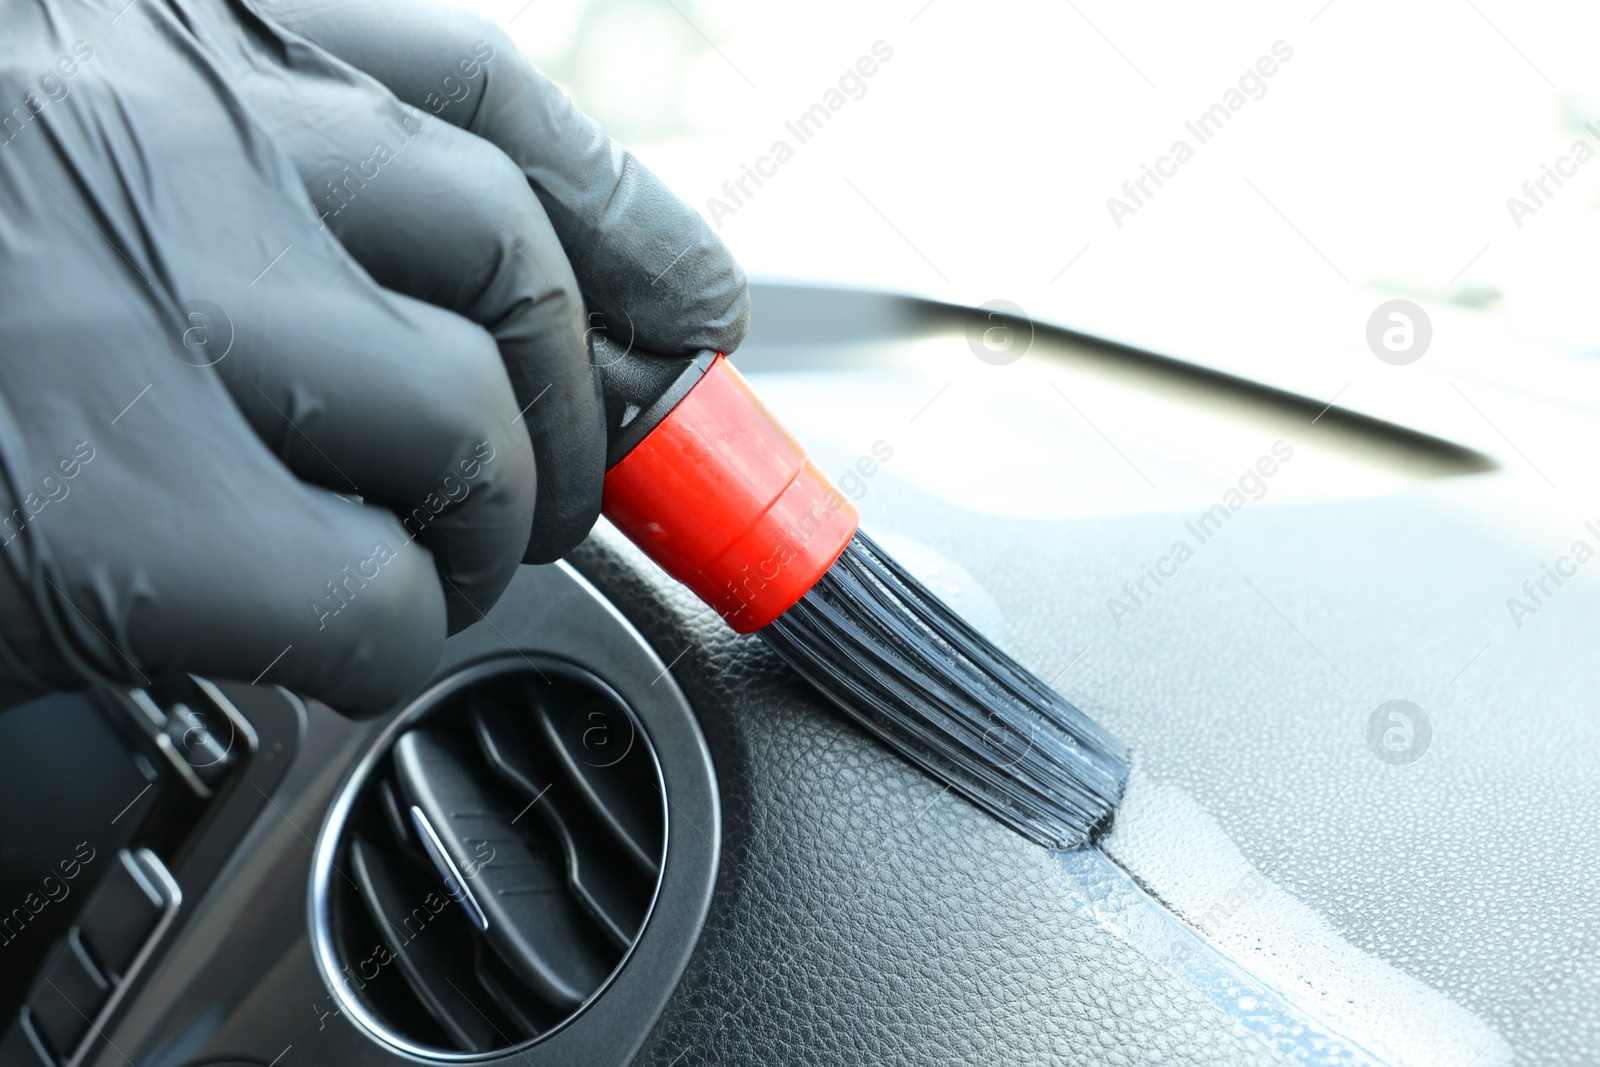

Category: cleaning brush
[594, 345, 1129, 849]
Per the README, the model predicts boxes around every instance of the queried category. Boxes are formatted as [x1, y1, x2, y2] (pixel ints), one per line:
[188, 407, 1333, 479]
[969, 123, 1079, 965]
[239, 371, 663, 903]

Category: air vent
[314, 658, 666, 1058]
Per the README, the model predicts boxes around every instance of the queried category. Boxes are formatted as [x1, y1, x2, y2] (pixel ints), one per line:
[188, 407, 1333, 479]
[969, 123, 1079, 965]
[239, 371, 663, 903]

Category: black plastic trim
[598, 349, 716, 468]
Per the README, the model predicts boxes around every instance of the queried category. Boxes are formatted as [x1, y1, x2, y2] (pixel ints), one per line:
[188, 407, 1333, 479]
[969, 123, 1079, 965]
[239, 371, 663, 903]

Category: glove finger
[214, 272, 538, 631]
[257, 0, 750, 359]
[0, 0, 499, 714]
[238, 60, 603, 563]
[132, 461, 451, 716]
[0, 293, 453, 714]
[155, 4, 548, 592]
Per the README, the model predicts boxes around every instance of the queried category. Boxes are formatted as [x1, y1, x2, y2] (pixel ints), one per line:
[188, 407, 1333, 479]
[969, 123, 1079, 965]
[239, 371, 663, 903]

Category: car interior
[1, 280, 1591, 1067]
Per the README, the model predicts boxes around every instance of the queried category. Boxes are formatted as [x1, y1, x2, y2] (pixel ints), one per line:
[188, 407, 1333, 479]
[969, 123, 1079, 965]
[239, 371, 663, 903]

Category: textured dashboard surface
[590, 284, 1594, 1067]
[572, 528, 1289, 1067]
[57, 287, 1597, 1067]
[570, 285, 1597, 1067]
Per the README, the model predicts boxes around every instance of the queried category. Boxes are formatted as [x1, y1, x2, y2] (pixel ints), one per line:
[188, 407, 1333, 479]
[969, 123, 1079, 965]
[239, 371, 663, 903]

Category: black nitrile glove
[0, 0, 747, 713]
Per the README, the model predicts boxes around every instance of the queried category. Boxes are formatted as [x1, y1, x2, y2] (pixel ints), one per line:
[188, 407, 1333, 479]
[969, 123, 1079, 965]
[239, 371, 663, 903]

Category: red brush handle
[600, 354, 859, 632]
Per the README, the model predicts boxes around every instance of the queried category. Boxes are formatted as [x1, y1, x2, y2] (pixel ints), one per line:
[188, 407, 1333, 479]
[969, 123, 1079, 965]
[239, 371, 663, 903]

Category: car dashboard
[0, 282, 1593, 1067]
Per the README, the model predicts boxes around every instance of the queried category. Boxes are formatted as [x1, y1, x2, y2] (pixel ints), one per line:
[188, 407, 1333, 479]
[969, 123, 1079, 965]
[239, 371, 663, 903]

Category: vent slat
[529, 686, 662, 879]
[472, 704, 643, 951]
[375, 778, 425, 865]
[475, 937, 558, 1038]
[393, 730, 615, 1010]
[348, 836, 510, 1052]
[327, 660, 667, 1058]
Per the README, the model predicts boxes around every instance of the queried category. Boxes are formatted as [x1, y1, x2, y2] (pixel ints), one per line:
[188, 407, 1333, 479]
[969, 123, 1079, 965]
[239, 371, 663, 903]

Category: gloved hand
[0, 0, 747, 713]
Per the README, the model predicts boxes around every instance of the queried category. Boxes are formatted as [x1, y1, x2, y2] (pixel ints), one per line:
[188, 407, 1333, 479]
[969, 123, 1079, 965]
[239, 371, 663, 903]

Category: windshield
[458, 0, 1600, 424]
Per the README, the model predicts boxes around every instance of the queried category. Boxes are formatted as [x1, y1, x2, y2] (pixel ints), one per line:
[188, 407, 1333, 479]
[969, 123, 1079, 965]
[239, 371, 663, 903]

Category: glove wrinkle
[0, 0, 748, 714]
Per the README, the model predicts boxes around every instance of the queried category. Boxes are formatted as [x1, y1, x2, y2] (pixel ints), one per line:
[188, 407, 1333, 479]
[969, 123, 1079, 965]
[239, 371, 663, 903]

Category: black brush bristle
[761, 531, 1129, 850]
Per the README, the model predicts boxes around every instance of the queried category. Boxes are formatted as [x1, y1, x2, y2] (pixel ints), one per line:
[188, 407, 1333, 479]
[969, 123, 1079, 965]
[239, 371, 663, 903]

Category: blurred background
[452, 0, 1600, 501]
